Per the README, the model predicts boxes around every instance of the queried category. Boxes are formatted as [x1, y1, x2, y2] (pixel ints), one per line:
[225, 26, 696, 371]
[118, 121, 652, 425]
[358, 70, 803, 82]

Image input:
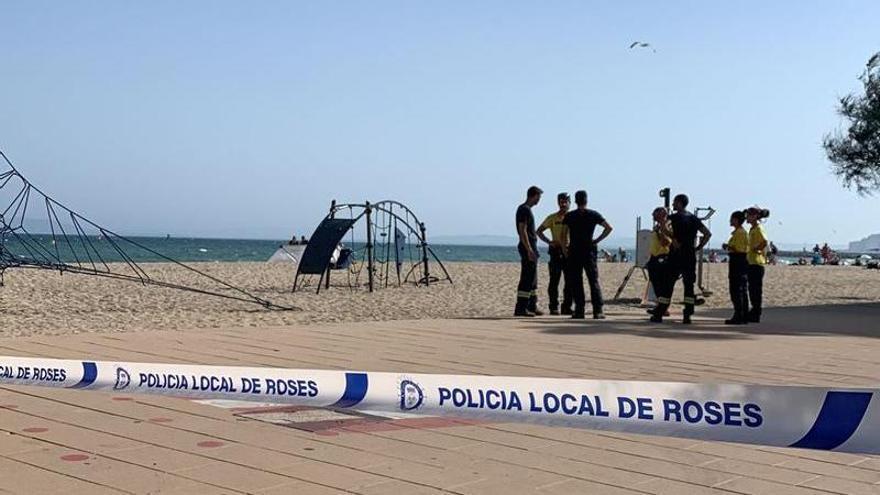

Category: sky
[1, 1, 878, 248]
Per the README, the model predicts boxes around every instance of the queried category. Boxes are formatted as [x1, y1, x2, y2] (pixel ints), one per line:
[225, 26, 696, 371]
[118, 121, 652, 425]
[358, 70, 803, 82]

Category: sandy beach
[3, 261, 880, 494]
[2, 261, 879, 338]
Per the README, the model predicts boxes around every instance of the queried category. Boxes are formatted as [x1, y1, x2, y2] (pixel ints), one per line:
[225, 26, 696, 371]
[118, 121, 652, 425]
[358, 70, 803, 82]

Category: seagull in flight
[629, 41, 656, 53]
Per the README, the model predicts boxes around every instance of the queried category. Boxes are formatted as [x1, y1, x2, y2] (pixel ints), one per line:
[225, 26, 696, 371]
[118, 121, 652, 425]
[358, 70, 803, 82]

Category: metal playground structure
[0, 149, 290, 309]
[292, 200, 452, 293]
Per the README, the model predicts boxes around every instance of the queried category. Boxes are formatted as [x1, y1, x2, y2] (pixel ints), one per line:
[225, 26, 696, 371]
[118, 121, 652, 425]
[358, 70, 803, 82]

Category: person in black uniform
[561, 190, 613, 319]
[514, 185, 543, 317]
[654, 193, 711, 324]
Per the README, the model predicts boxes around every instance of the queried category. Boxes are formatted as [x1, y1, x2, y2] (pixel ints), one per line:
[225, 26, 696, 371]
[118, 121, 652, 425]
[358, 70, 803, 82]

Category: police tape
[1, 356, 877, 454]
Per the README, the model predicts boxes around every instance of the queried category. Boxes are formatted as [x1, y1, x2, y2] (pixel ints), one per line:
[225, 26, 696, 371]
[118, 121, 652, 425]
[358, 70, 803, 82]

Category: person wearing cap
[722, 210, 750, 325]
[514, 186, 543, 317]
[537, 192, 572, 315]
[647, 207, 674, 323]
[561, 190, 612, 319]
[656, 193, 711, 324]
[746, 206, 770, 322]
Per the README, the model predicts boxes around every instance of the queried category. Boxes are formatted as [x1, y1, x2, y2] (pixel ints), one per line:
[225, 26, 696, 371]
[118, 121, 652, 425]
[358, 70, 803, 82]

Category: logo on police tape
[399, 379, 424, 411]
[114, 367, 130, 390]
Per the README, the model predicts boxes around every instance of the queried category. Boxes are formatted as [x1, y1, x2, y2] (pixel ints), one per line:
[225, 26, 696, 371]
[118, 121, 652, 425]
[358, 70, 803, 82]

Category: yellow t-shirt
[540, 212, 567, 243]
[727, 227, 749, 254]
[649, 227, 671, 257]
[748, 225, 768, 265]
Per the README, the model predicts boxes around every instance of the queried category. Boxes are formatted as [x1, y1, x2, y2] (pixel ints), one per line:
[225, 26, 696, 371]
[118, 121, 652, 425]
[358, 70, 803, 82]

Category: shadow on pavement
[513, 302, 880, 340]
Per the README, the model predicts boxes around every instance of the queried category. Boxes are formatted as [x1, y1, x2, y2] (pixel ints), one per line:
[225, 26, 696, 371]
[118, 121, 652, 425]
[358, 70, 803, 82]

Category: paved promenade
[0, 304, 878, 494]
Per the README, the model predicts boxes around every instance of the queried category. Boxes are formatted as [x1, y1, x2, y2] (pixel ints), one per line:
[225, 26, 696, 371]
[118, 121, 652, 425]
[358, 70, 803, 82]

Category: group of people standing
[515, 187, 771, 325]
[719, 207, 769, 324]
[644, 194, 711, 324]
[515, 186, 612, 319]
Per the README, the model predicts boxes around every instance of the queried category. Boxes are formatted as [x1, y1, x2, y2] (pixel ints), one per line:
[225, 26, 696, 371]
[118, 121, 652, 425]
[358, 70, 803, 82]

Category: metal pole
[420, 221, 430, 286]
[324, 199, 336, 291]
[365, 202, 374, 293]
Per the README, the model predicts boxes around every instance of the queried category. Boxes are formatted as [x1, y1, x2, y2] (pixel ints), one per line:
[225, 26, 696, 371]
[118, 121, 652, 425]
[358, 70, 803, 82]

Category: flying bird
[629, 41, 656, 53]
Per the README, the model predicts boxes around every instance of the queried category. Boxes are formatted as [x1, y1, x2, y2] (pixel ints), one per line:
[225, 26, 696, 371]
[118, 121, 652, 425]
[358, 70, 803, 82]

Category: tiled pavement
[0, 304, 878, 494]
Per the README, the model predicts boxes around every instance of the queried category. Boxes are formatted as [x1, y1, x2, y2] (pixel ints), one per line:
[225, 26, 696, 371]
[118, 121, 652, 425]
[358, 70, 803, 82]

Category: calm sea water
[0, 235, 635, 263]
[7, 235, 866, 265]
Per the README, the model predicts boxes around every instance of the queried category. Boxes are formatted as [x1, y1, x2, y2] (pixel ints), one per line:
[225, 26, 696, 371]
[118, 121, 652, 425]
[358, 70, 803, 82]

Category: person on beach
[537, 192, 572, 315]
[654, 194, 711, 324]
[561, 190, 613, 319]
[722, 210, 750, 325]
[746, 206, 770, 322]
[647, 207, 674, 323]
[514, 186, 543, 317]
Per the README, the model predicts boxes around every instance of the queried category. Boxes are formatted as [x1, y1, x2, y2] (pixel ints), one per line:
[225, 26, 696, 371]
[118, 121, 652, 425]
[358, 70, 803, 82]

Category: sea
[0, 235, 633, 263]
[0, 235, 871, 265]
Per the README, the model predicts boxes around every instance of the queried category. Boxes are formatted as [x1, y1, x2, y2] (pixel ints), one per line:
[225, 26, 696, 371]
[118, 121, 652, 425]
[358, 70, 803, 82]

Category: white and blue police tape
[1, 356, 877, 454]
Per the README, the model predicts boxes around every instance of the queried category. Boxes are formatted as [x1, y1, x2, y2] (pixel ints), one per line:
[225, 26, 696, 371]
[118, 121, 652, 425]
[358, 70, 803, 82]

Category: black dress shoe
[724, 316, 747, 325]
[747, 313, 760, 323]
[560, 308, 573, 315]
[514, 310, 536, 317]
[571, 313, 585, 319]
[649, 315, 663, 323]
[682, 315, 692, 324]
[593, 313, 606, 320]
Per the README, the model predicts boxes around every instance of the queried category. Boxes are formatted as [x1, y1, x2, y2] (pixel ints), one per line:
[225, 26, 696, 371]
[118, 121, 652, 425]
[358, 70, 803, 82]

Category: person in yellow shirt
[648, 207, 674, 323]
[746, 206, 770, 323]
[723, 210, 750, 325]
[537, 192, 572, 315]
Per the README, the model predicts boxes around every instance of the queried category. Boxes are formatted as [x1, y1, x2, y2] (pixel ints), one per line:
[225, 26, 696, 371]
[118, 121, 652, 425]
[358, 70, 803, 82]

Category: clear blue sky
[1, 1, 878, 247]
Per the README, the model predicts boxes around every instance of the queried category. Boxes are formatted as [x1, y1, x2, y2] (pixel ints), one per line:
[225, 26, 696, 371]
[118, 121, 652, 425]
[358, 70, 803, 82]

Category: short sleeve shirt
[748, 225, 768, 265]
[669, 211, 705, 255]
[539, 212, 567, 243]
[649, 223, 672, 257]
[563, 208, 605, 253]
[727, 227, 749, 254]
[516, 203, 537, 248]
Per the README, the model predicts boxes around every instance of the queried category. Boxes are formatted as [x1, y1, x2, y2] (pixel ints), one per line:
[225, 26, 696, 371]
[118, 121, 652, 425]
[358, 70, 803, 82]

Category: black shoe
[532, 309, 544, 316]
[593, 313, 606, 320]
[549, 309, 560, 315]
[747, 313, 760, 323]
[571, 313, 585, 319]
[682, 315, 692, 324]
[724, 316, 747, 325]
[649, 315, 663, 323]
[514, 310, 536, 317]
[560, 308, 573, 315]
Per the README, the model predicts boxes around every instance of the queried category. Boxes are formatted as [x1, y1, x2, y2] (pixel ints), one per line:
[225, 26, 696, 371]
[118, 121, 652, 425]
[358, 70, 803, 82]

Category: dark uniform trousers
[548, 246, 572, 312]
[728, 254, 749, 320]
[656, 251, 697, 316]
[646, 254, 672, 309]
[516, 243, 538, 312]
[566, 248, 603, 315]
[747, 264, 765, 318]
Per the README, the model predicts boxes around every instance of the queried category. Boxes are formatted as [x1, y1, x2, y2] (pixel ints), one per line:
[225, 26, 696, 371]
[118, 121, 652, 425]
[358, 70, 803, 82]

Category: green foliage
[824, 52, 880, 194]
